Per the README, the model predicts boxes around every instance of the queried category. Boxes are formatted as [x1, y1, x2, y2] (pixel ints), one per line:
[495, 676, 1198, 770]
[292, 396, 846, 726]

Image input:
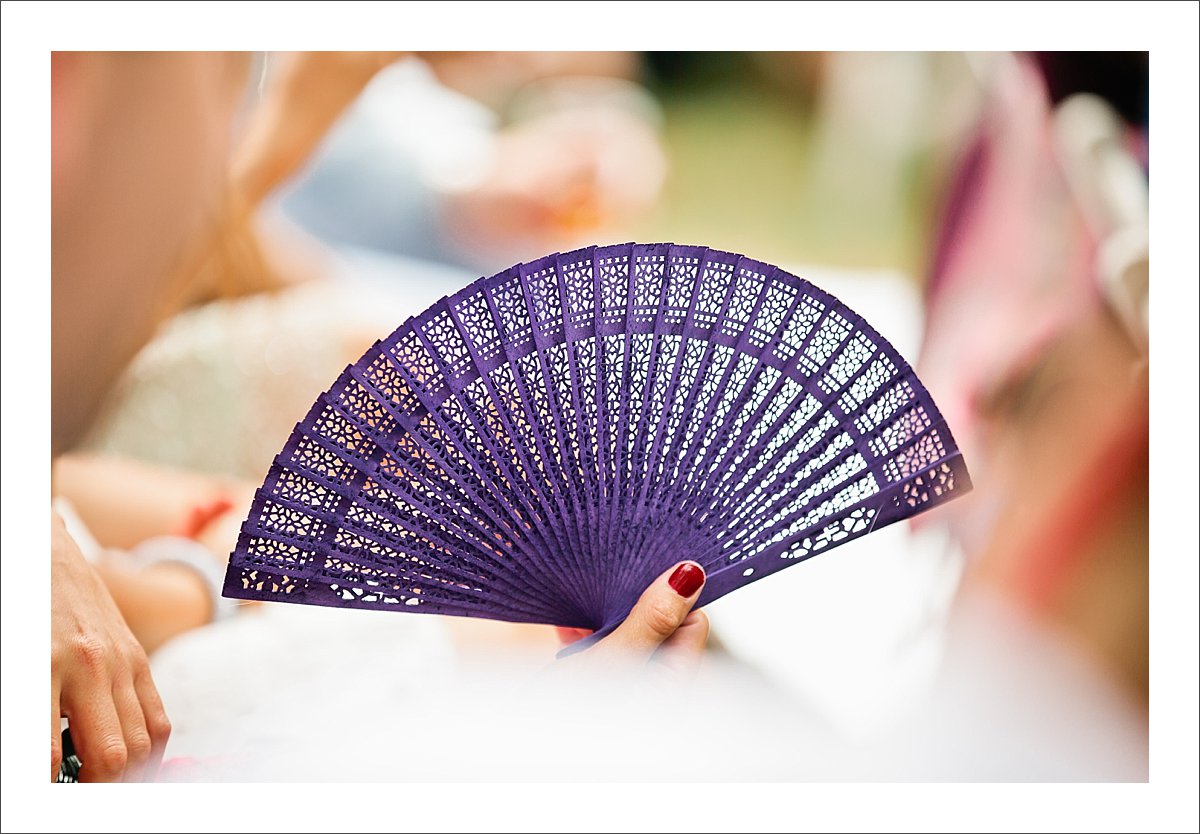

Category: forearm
[51, 453, 254, 551]
[92, 559, 211, 655]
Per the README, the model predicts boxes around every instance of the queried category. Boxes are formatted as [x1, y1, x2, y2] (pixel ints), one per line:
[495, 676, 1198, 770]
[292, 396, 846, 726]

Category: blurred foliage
[637, 51, 941, 278]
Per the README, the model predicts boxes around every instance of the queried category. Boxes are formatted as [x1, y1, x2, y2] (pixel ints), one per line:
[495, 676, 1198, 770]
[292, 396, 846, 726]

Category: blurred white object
[149, 582, 1145, 780]
[150, 602, 458, 764]
[865, 585, 1148, 781]
[1053, 93, 1149, 352]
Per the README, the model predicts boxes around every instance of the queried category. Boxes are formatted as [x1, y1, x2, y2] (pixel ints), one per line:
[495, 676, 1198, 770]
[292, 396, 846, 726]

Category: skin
[52, 53, 250, 454]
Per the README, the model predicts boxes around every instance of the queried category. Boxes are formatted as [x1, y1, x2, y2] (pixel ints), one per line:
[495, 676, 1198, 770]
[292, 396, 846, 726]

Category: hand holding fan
[223, 243, 970, 649]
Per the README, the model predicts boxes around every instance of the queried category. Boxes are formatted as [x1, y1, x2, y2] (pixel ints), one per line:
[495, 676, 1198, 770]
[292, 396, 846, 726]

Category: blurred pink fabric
[920, 54, 1100, 474]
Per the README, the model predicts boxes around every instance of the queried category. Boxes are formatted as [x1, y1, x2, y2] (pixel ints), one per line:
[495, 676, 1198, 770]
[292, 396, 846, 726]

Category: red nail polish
[668, 562, 705, 597]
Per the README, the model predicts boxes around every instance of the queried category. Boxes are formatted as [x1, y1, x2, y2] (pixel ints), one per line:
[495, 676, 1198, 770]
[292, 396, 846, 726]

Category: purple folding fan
[223, 243, 970, 649]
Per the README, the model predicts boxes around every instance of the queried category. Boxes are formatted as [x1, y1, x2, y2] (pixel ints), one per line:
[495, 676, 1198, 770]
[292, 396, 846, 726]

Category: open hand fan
[223, 243, 970, 647]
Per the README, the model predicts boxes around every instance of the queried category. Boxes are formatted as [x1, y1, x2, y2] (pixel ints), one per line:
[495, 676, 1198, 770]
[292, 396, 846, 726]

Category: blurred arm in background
[177, 51, 666, 308]
[53, 453, 256, 656]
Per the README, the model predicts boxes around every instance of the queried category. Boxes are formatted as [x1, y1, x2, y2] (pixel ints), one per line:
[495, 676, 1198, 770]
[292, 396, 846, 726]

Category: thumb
[599, 561, 706, 661]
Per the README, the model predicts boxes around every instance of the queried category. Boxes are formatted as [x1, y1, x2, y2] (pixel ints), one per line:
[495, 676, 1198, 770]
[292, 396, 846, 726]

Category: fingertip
[667, 560, 705, 599]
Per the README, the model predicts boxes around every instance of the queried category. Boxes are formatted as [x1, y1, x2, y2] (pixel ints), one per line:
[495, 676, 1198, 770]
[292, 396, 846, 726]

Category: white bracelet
[129, 536, 239, 623]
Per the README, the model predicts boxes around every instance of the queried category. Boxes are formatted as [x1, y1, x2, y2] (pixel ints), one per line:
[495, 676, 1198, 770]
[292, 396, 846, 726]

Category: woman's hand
[556, 561, 710, 680]
[51, 511, 171, 781]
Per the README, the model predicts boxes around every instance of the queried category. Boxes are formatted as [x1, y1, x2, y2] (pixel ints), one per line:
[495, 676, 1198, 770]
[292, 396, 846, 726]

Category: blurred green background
[637, 51, 968, 279]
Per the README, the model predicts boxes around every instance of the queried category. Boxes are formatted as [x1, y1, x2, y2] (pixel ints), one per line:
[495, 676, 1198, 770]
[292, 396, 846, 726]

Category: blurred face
[51, 52, 251, 454]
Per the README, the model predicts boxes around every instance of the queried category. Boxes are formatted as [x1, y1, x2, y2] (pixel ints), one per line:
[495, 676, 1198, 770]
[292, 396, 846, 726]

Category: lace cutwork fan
[223, 243, 970, 647]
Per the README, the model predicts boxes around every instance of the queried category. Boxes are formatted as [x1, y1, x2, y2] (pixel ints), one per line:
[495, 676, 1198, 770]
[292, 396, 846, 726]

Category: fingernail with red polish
[668, 562, 705, 597]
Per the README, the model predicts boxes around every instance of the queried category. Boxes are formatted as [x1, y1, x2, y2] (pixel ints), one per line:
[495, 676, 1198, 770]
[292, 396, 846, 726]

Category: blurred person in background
[258, 51, 667, 272]
[65, 50, 674, 657]
[920, 51, 1148, 703]
[719, 50, 1149, 777]
[50, 51, 701, 781]
[61, 49, 673, 661]
[176, 50, 666, 307]
[893, 51, 1149, 778]
[629, 50, 1149, 779]
[76, 50, 668, 490]
[51, 51, 254, 783]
